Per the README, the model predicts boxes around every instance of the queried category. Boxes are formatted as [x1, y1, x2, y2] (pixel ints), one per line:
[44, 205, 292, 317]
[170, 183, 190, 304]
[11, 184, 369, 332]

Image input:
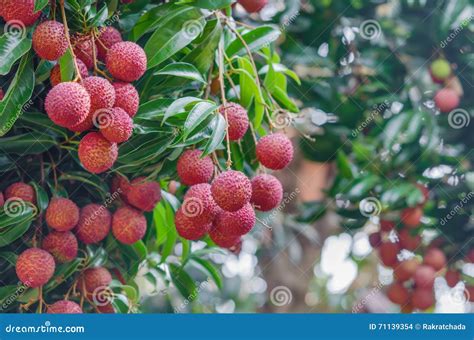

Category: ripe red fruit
[219, 103, 249, 141]
[16, 248, 55, 288]
[4, 182, 36, 204]
[251, 174, 283, 211]
[80, 267, 112, 297]
[75, 204, 112, 244]
[411, 289, 434, 310]
[112, 82, 139, 117]
[423, 248, 447, 271]
[213, 204, 256, 236]
[182, 184, 219, 225]
[82, 76, 116, 113]
[398, 229, 421, 251]
[177, 150, 214, 186]
[126, 177, 161, 212]
[97, 303, 115, 313]
[45, 82, 91, 129]
[112, 206, 147, 244]
[42, 231, 78, 263]
[73, 37, 95, 69]
[387, 283, 410, 305]
[445, 270, 460, 288]
[467, 249, 474, 263]
[32, 21, 67, 61]
[47, 300, 83, 314]
[175, 207, 211, 240]
[46, 197, 80, 231]
[378, 242, 400, 267]
[380, 220, 395, 232]
[0, 0, 41, 26]
[209, 224, 241, 248]
[106, 42, 147, 82]
[413, 265, 436, 289]
[256, 133, 294, 170]
[211, 170, 252, 212]
[400, 206, 422, 228]
[78, 132, 118, 174]
[368, 232, 382, 248]
[434, 88, 460, 113]
[98, 107, 134, 143]
[394, 258, 420, 282]
[0, 192, 4, 206]
[50, 59, 88, 87]
[238, 0, 268, 13]
[111, 174, 131, 202]
[0, 88, 3, 100]
[464, 286, 474, 302]
[97, 27, 123, 60]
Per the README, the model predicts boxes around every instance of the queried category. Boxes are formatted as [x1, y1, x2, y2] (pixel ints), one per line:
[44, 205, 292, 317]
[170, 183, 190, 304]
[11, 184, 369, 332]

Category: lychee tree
[0, 0, 299, 313]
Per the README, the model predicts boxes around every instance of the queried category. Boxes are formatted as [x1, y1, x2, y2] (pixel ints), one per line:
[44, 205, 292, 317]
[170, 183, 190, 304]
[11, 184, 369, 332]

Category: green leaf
[44, 258, 83, 293]
[0, 206, 36, 247]
[163, 97, 202, 124]
[154, 62, 206, 83]
[226, 25, 281, 57]
[190, 257, 223, 289]
[30, 182, 49, 212]
[202, 114, 226, 155]
[0, 33, 32, 75]
[169, 264, 198, 299]
[183, 102, 218, 139]
[34, 0, 49, 12]
[0, 132, 57, 154]
[58, 48, 76, 83]
[191, 0, 234, 9]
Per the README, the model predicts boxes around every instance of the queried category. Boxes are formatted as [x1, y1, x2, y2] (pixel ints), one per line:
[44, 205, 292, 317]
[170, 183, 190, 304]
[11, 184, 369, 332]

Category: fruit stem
[218, 39, 232, 169]
[59, 0, 83, 82]
[204, 62, 214, 100]
[37, 286, 43, 313]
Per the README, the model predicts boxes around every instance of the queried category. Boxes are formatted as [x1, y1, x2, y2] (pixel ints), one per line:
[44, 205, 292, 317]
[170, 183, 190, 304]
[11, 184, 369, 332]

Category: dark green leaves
[154, 62, 206, 83]
[0, 204, 36, 247]
[0, 31, 32, 75]
[226, 25, 281, 57]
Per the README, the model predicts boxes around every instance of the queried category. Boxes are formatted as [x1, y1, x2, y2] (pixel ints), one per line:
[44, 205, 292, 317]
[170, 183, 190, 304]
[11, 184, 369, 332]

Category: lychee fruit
[211, 170, 252, 212]
[219, 103, 249, 141]
[80, 267, 112, 298]
[394, 258, 420, 282]
[45, 82, 91, 128]
[42, 231, 78, 263]
[16, 248, 55, 288]
[125, 177, 161, 212]
[430, 59, 451, 82]
[46, 197, 80, 231]
[182, 183, 219, 225]
[0, 192, 4, 207]
[251, 174, 283, 211]
[411, 289, 434, 310]
[213, 203, 256, 236]
[75, 203, 112, 244]
[0, 0, 41, 26]
[175, 207, 211, 241]
[97, 303, 115, 313]
[209, 225, 241, 249]
[238, 0, 268, 13]
[112, 82, 139, 117]
[32, 21, 68, 61]
[368, 232, 382, 248]
[398, 229, 421, 251]
[378, 242, 400, 267]
[106, 42, 147, 82]
[112, 206, 147, 244]
[400, 206, 422, 228]
[82, 76, 116, 113]
[445, 270, 460, 288]
[380, 220, 395, 232]
[177, 149, 214, 186]
[423, 248, 446, 271]
[78, 132, 118, 174]
[0, 88, 4, 100]
[413, 265, 436, 289]
[97, 107, 133, 143]
[4, 182, 36, 204]
[111, 174, 131, 202]
[256, 133, 294, 170]
[434, 88, 460, 113]
[50, 59, 88, 87]
[97, 26, 123, 60]
[73, 37, 95, 69]
[387, 283, 410, 305]
[47, 300, 83, 314]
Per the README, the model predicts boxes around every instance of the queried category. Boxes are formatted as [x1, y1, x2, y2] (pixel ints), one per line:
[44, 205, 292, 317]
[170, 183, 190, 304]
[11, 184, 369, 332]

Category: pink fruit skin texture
[213, 203, 256, 236]
[78, 132, 118, 174]
[113, 82, 139, 117]
[112, 206, 147, 244]
[106, 42, 147, 82]
[256, 133, 294, 170]
[32, 21, 68, 61]
[16, 248, 55, 288]
[434, 88, 460, 113]
[251, 174, 283, 211]
[211, 170, 252, 212]
[219, 103, 249, 141]
[45, 197, 80, 232]
[175, 207, 211, 240]
[47, 300, 83, 314]
[177, 150, 214, 186]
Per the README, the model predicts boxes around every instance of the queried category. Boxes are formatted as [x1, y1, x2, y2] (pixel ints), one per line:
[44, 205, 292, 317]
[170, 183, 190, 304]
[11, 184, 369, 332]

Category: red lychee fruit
[97, 107, 133, 143]
[75, 203, 112, 244]
[368, 232, 382, 248]
[413, 265, 436, 289]
[0, 88, 3, 100]
[50, 59, 88, 87]
[97, 303, 115, 313]
[45, 82, 91, 129]
[400, 206, 422, 228]
[111, 174, 131, 203]
[411, 289, 434, 310]
[387, 283, 410, 305]
[256, 133, 294, 170]
[445, 270, 460, 288]
[177, 150, 214, 186]
[434, 88, 460, 113]
[380, 220, 395, 232]
[78, 132, 118, 174]
[398, 229, 421, 251]
[0, 192, 4, 207]
[47, 300, 83, 314]
[80, 267, 112, 298]
[211, 170, 252, 212]
[238, 0, 268, 13]
[112, 206, 147, 244]
[73, 37, 95, 69]
[423, 248, 446, 271]
[0, 0, 41, 26]
[46, 197, 80, 231]
[430, 59, 451, 83]
[378, 242, 400, 267]
[219, 103, 249, 141]
[32, 21, 67, 61]
[213, 203, 256, 236]
[182, 183, 219, 225]
[394, 258, 420, 282]
[97, 27, 123, 60]
[4, 182, 36, 204]
[16, 248, 55, 288]
[209, 225, 241, 249]
[175, 207, 211, 240]
[251, 174, 283, 211]
[112, 82, 139, 118]
[464, 286, 474, 302]
[125, 177, 161, 212]
[42, 231, 78, 263]
[106, 42, 147, 82]
[467, 249, 474, 263]
[82, 76, 116, 113]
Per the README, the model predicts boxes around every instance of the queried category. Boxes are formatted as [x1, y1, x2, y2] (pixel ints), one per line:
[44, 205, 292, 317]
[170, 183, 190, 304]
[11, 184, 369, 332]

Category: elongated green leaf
[191, 257, 223, 289]
[163, 97, 202, 124]
[0, 33, 31, 75]
[155, 62, 205, 83]
[34, 0, 49, 12]
[0, 132, 57, 154]
[226, 25, 280, 57]
[192, 0, 234, 9]
[203, 114, 226, 155]
[184, 102, 218, 138]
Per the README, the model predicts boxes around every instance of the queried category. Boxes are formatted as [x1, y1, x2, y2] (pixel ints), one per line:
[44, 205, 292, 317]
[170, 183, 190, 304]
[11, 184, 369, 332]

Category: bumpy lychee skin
[82, 76, 116, 113]
[398, 229, 421, 251]
[125, 177, 161, 212]
[256, 133, 294, 170]
[97, 27, 123, 60]
[175, 207, 211, 241]
[112, 206, 147, 244]
[112, 82, 139, 118]
[251, 174, 283, 211]
[430, 59, 451, 81]
[42, 231, 78, 263]
[32, 21, 68, 61]
[75, 204, 112, 244]
[45, 82, 91, 128]
[378, 242, 400, 267]
[50, 59, 88, 87]
[0, 0, 41, 26]
[387, 283, 410, 305]
[111, 174, 131, 203]
[413, 265, 436, 289]
[182, 183, 219, 225]
[106, 42, 147, 82]
[47, 300, 83, 314]
[80, 267, 112, 297]
[213, 203, 256, 236]
[73, 37, 95, 69]
[78, 132, 118, 174]
[434, 88, 460, 113]
[400, 206, 422, 228]
[209, 225, 241, 249]
[211, 170, 252, 212]
[394, 258, 420, 282]
[98, 107, 134, 143]
[4, 182, 36, 204]
[16, 248, 55, 288]
[46, 197, 80, 231]
[177, 150, 214, 186]
[238, 0, 268, 13]
[423, 248, 446, 271]
[219, 103, 249, 141]
[411, 289, 434, 310]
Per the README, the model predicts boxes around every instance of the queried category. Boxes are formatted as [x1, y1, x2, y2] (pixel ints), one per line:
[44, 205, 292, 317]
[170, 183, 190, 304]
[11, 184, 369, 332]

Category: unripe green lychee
[16, 248, 55, 288]
[73, 37, 95, 69]
[106, 42, 147, 82]
[177, 150, 214, 186]
[209, 225, 241, 249]
[423, 248, 446, 271]
[251, 174, 283, 211]
[125, 177, 161, 212]
[219, 103, 249, 141]
[112, 206, 147, 244]
[0, 0, 41, 26]
[413, 265, 436, 289]
[434, 88, 460, 113]
[97, 27, 123, 60]
[46, 197, 80, 231]
[387, 283, 410, 305]
[213, 203, 256, 236]
[256, 133, 294, 170]
[47, 300, 83, 314]
[182, 183, 219, 225]
[75, 203, 112, 244]
[50, 59, 88, 87]
[112, 82, 139, 118]
[238, 0, 268, 13]
[97, 107, 134, 143]
[400, 206, 422, 228]
[175, 207, 211, 240]
[80, 267, 112, 298]
[78, 132, 118, 174]
[32, 21, 68, 61]
[411, 289, 434, 310]
[4, 182, 36, 204]
[430, 59, 451, 82]
[211, 170, 252, 212]
[42, 231, 78, 263]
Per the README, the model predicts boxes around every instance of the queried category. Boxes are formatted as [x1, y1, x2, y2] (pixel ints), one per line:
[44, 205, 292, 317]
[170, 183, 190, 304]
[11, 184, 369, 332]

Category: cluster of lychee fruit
[236, 0, 268, 13]
[430, 58, 462, 114]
